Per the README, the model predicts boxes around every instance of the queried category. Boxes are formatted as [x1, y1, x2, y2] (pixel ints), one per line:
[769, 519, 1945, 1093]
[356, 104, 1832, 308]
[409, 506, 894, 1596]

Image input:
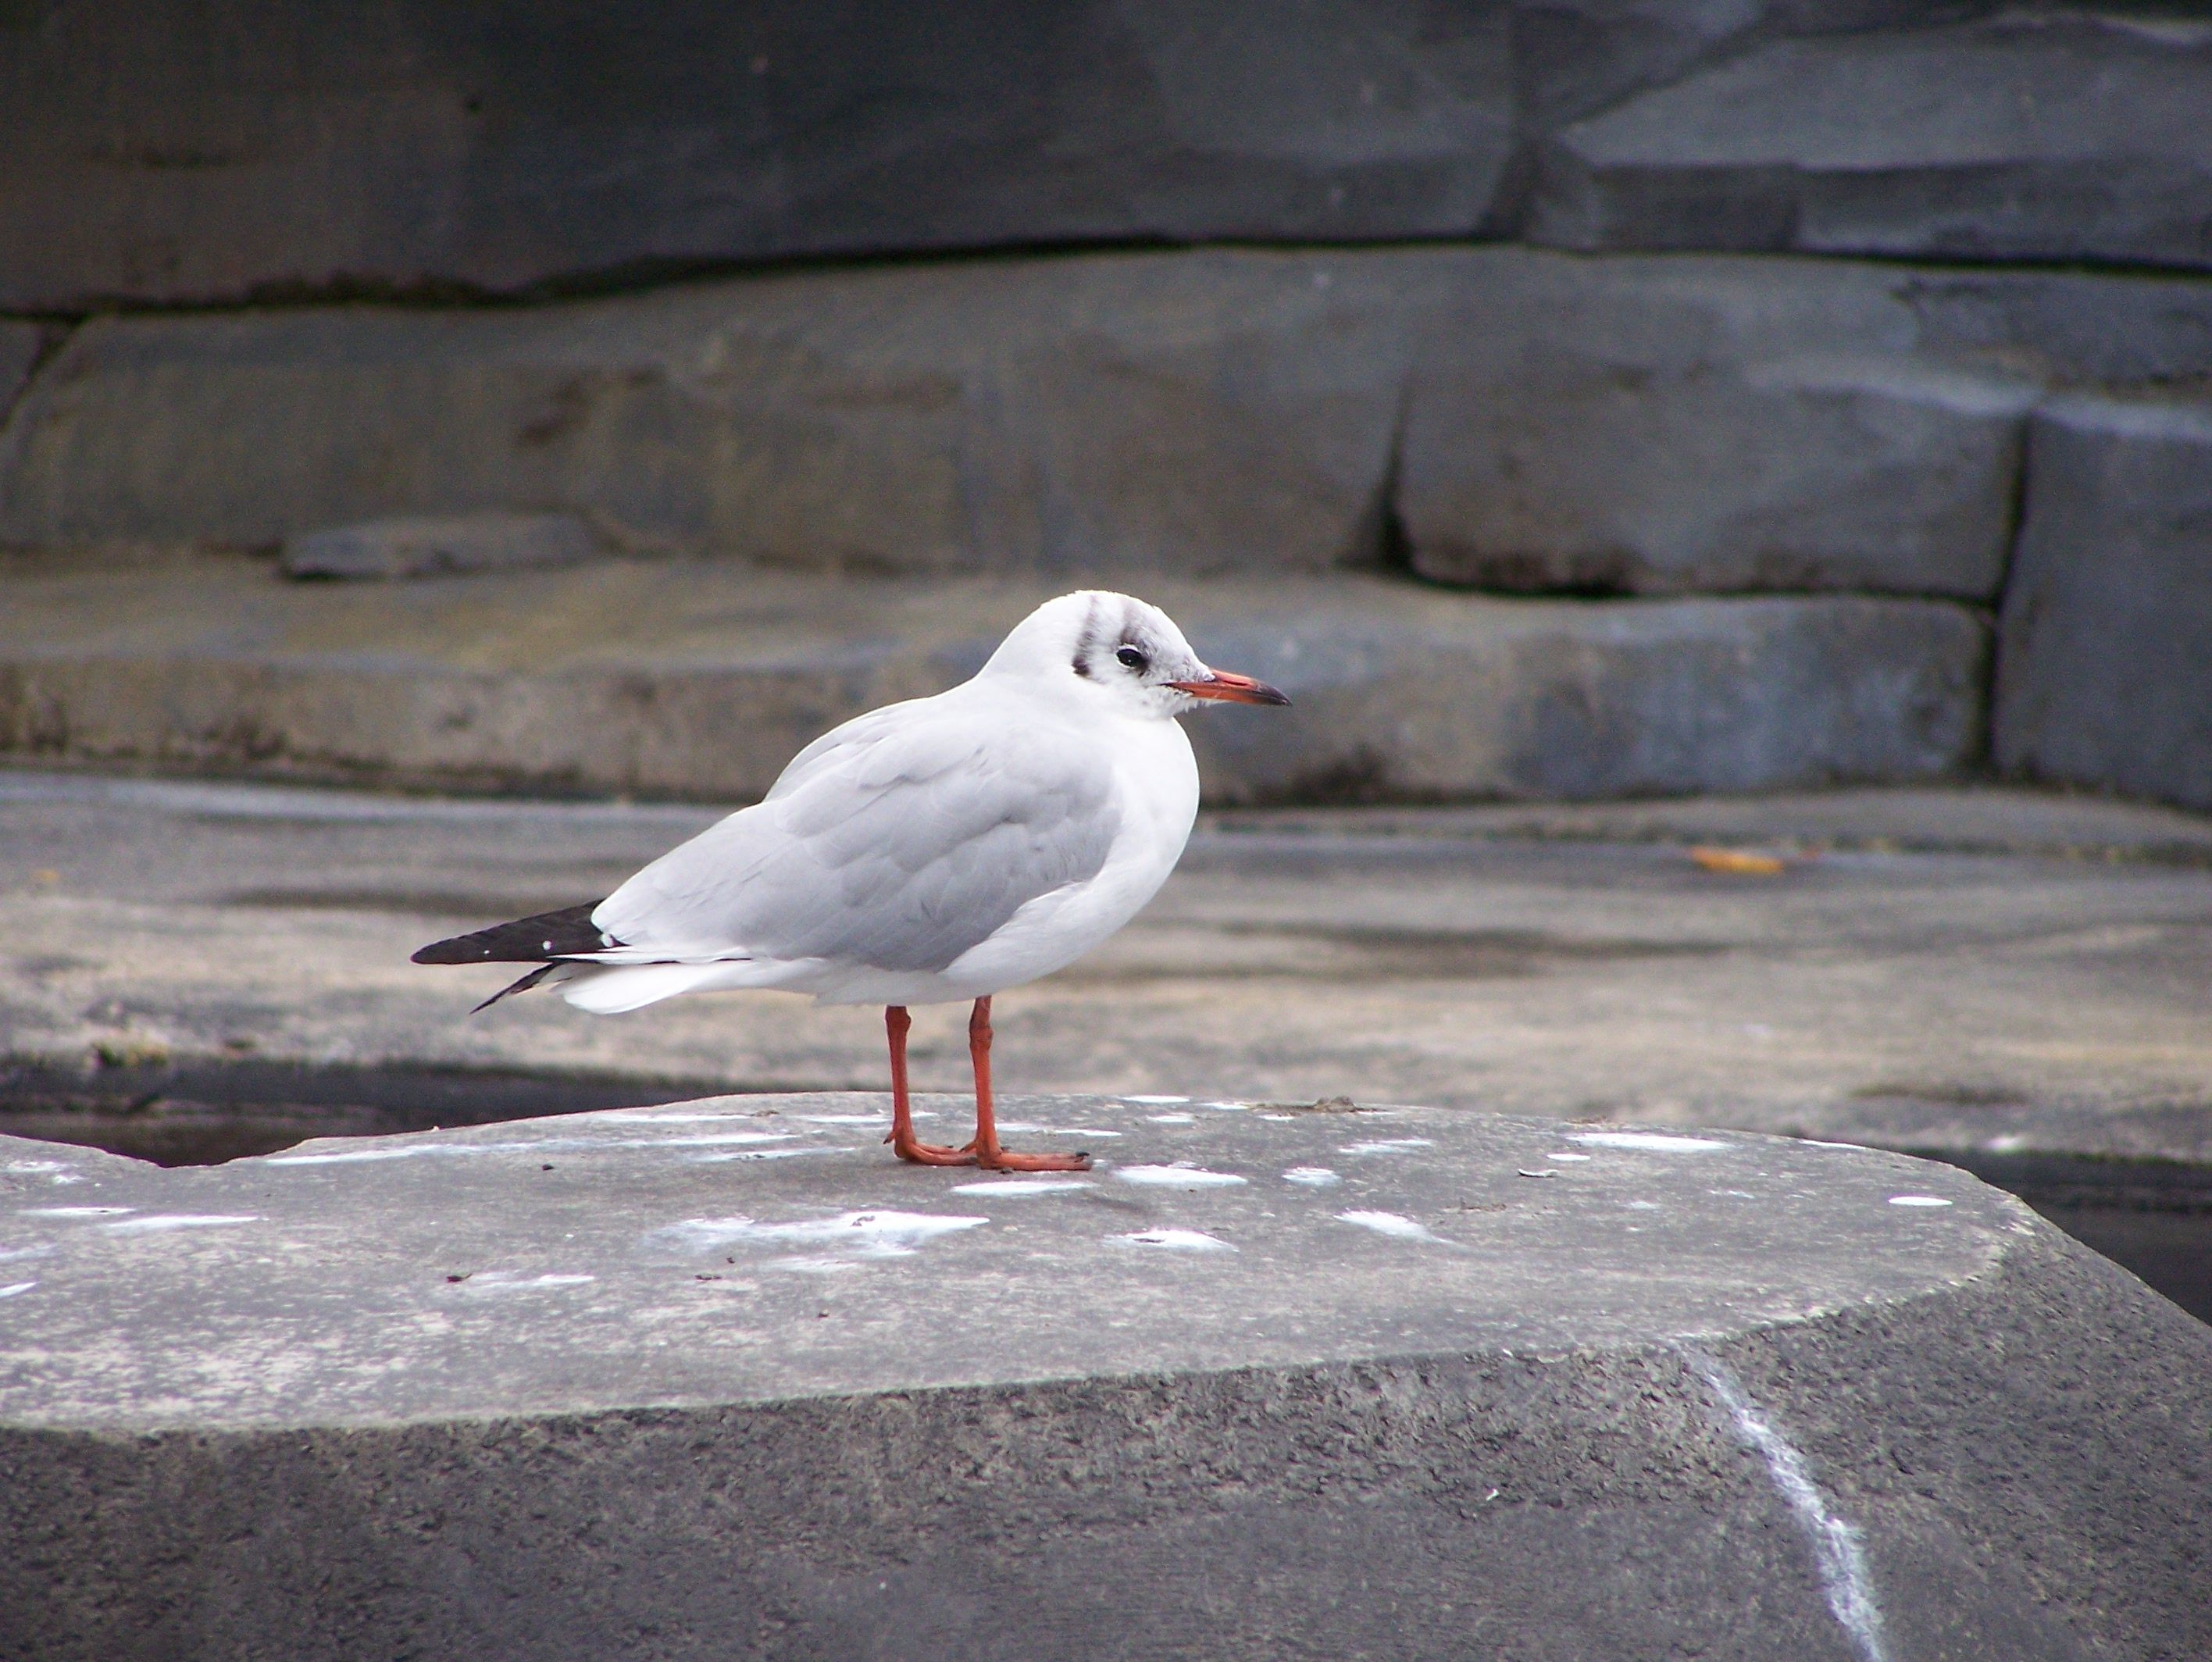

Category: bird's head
[983, 591, 1290, 719]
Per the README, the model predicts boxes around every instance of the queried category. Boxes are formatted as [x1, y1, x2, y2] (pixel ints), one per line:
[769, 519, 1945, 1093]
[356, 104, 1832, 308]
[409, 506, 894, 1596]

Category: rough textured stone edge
[1, 1227, 2203, 1660]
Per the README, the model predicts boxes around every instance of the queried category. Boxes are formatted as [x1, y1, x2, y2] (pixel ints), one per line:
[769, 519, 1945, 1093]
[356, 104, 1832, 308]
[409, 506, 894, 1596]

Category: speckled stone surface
[3, 1094, 2210, 1660]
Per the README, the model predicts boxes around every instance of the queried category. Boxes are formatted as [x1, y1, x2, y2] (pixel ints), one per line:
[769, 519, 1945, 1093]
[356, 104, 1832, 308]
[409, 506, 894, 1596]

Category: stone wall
[1, 1, 2206, 806]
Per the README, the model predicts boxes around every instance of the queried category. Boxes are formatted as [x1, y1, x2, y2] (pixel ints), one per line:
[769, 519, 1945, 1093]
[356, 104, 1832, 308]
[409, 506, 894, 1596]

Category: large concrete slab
[1994, 394, 2212, 812]
[1530, 9, 2212, 270]
[4, 1095, 2208, 1660]
[3, 775, 2207, 1170]
[0, 558, 1988, 802]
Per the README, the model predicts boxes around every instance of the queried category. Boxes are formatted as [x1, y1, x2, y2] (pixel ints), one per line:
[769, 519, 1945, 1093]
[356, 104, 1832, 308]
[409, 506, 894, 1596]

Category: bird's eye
[1115, 646, 1148, 672]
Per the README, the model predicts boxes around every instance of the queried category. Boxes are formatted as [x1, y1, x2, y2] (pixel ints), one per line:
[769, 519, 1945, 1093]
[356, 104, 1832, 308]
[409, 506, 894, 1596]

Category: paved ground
[4, 771, 2209, 1165]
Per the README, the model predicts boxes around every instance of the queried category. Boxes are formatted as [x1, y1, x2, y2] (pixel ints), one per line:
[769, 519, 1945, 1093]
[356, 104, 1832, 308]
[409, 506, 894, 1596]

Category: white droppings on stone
[0, 1281, 35, 1299]
[1112, 1164, 1248, 1189]
[1126, 1095, 1190, 1105]
[1548, 1152, 1593, 1163]
[794, 1114, 889, 1125]
[995, 1121, 1120, 1139]
[686, 1147, 846, 1164]
[660, 1210, 990, 1260]
[765, 1255, 862, 1275]
[1200, 1100, 1250, 1111]
[1685, 1346, 1893, 1662]
[1283, 1167, 1342, 1188]
[1115, 1228, 1235, 1252]
[1887, 1195, 1953, 1209]
[456, 1271, 598, 1293]
[20, 1206, 132, 1218]
[948, 1178, 1094, 1196]
[0, 1243, 57, 1263]
[1806, 1139, 1869, 1151]
[272, 1129, 800, 1165]
[4, 1159, 73, 1175]
[1145, 1113, 1197, 1125]
[1337, 1210, 1446, 1243]
[1625, 1200, 1661, 1211]
[1258, 1114, 1295, 1122]
[102, 1214, 260, 1234]
[1570, 1132, 1729, 1153]
[1340, 1138, 1435, 1156]
[266, 1143, 455, 1165]
[579, 1109, 755, 1124]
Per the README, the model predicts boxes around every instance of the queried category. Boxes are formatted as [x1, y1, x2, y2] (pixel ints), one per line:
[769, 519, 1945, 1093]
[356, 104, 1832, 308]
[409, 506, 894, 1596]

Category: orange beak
[1169, 669, 1291, 706]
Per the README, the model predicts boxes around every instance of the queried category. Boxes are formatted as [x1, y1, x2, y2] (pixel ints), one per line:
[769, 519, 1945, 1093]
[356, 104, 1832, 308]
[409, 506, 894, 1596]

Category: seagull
[412, 591, 1288, 1172]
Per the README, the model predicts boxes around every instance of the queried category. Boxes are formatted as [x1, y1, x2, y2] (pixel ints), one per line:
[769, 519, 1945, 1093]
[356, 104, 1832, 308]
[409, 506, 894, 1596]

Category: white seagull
[414, 591, 1288, 1172]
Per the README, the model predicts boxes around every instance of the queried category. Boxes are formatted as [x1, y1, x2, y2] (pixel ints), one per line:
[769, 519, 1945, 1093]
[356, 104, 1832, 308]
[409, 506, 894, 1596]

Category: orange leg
[883, 1005, 976, 1165]
[967, 996, 1090, 1173]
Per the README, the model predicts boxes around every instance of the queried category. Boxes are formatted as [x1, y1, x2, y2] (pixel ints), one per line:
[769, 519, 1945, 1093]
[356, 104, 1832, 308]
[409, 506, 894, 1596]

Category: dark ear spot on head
[1072, 653, 1093, 679]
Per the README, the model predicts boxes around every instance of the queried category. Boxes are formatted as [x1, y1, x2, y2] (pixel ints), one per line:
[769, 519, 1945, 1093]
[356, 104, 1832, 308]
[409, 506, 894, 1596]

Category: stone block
[0, 323, 41, 419]
[4, 1097, 2209, 1660]
[1994, 395, 2212, 811]
[1530, 10, 2212, 270]
[280, 512, 606, 580]
[1193, 587, 1988, 802]
[0, 251, 1431, 576]
[1398, 252, 2037, 597]
[0, 0, 1514, 312]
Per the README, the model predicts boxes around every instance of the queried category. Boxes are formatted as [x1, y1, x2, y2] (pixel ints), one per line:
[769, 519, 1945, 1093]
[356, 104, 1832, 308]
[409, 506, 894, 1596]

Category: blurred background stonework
[1, 0, 2208, 1221]
[0, 0, 2205, 810]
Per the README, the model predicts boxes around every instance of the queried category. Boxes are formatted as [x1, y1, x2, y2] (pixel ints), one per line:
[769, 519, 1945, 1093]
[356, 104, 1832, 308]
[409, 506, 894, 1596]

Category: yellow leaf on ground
[1688, 846, 1787, 876]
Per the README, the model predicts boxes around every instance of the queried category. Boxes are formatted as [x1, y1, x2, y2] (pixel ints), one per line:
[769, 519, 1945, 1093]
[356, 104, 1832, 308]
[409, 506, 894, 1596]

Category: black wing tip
[412, 901, 612, 967]
[471, 962, 561, 1014]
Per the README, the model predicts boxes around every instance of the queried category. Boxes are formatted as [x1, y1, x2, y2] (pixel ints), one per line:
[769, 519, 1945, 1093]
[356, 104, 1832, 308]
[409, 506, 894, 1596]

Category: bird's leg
[966, 997, 1091, 1173]
[883, 1004, 976, 1165]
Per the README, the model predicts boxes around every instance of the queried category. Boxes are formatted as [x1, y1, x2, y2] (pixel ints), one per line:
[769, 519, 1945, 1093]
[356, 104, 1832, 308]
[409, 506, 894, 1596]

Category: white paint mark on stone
[1570, 1132, 1729, 1153]
[1340, 1138, 1435, 1156]
[1126, 1095, 1190, 1105]
[1337, 1210, 1446, 1244]
[0, 1281, 35, 1299]
[662, 1210, 990, 1260]
[1146, 1113, 1197, 1125]
[1887, 1195, 1953, 1209]
[1684, 1346, 1892, 1662]
[1115, 1228, 1234, 1252]
[103, 1214, 260, 1234]
[20, 1206, 132, 1218]
[949, 1178, 1094, 1196]
[1283, 1167, 1342, 1188]
[1112, 1164, 1248, 1189]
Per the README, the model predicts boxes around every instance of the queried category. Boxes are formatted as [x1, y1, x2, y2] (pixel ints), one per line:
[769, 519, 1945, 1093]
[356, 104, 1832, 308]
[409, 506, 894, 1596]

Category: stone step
[0, 557, 1985, 804]
[4, 1095, 2207, 1660]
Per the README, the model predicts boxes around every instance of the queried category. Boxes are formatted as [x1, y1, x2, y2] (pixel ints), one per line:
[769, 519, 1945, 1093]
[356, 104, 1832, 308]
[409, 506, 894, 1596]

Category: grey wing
[593, 700, 1121, 972]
